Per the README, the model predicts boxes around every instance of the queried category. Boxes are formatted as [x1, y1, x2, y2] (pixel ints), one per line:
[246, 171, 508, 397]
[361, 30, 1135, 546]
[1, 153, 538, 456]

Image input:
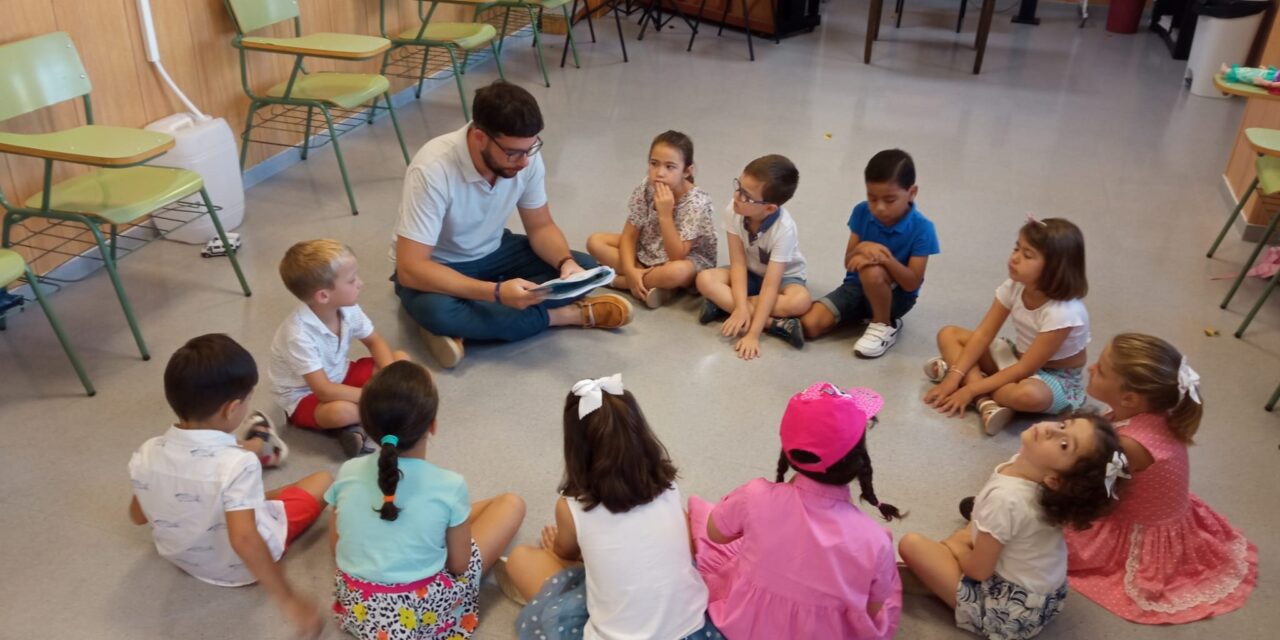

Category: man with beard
[392, 81, 632, 368]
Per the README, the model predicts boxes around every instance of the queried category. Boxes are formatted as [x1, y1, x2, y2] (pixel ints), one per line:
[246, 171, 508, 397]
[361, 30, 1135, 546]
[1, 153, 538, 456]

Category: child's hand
[653, 182, 675, 218]
[846, 254, 870, 272]
[540, 525, 559, 552]
[735, 335, 761, 360]
[859, 243, 893, 265]
[281, 595, 324, 639]
[627, 266, 653, 303]
[933, 388, 975, 417]
[722, 308, 751, 337]
[922, 379, 956, 406]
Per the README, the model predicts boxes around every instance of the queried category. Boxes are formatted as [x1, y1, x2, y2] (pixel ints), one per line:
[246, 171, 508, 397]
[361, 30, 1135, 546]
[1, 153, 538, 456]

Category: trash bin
[1107, 0, 1148, 34]
[1185, 0, 1270, 98]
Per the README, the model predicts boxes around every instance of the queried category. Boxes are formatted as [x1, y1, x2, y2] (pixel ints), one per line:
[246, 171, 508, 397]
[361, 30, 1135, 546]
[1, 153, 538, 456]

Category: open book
[529, 266, 616, 300]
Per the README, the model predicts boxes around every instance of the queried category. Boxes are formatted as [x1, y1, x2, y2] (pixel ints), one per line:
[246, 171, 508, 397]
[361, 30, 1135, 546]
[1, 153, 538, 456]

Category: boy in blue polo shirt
[800, 149, 940, 358]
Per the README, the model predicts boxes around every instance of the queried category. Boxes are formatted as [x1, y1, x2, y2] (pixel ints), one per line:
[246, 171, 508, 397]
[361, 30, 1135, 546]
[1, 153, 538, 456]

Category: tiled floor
[2, 3, 1275, 638]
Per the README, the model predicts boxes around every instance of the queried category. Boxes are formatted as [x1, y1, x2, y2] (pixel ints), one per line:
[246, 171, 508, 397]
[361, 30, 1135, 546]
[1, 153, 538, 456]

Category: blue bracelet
[495, 278, 503, 304]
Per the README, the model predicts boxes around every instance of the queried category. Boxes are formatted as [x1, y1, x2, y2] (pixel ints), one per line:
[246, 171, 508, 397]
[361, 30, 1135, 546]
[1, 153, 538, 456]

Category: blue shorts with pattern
[516, 566, 724, 640]
[955, 574, 1067, 640]
[1033, 366, 1085, 414]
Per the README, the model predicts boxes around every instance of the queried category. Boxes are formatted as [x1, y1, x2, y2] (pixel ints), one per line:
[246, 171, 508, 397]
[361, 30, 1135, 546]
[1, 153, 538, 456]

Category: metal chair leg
[239, 101, 260, 170]
[199, 188, 252, 298]
[958, 0, 969, 32]
[1267, 381, 1280, 411]
[1222, 209, 1280, 308]
[320, 106, 360, 216]
[614, 1, 629, 61]
[447, 48, 470, 119]
[301, 106, 314, 160]
[688, 0, 708, 51]
[85, 221, 149, 360]
[384, 93, 410, 165]
[25, 265, 95, 396]
[491, 41, 506, 80]
[528, 7, 551, 87]
[742, 0, 755, 61]
[1209, 175, 1257, 257]
[1235, 256, 1280, 337]
[896, 0, 905, 28]
[414, 44, 431, 99]
[564, 5, 581, 68]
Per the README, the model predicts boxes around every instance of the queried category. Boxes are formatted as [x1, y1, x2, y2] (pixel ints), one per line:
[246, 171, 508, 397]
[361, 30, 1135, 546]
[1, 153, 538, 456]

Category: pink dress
[1065, 413, 1258, 624]
[689, 476, 901, 640]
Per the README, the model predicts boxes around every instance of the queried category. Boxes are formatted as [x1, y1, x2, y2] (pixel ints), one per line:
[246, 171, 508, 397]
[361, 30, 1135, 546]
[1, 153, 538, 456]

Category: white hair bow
[1104, 451, 1131, 500]
[571, 374, 624, 418]
[1177, 357, 1202, 405]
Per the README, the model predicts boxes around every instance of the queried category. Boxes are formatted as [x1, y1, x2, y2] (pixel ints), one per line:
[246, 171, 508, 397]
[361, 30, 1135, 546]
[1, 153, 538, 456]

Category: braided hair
[357, 361, 439, 521]
[776, 438, 904, 521]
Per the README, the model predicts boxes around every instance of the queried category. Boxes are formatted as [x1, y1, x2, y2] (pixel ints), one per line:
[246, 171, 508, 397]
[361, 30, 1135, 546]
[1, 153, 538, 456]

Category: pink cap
[779, 383, 883, 473]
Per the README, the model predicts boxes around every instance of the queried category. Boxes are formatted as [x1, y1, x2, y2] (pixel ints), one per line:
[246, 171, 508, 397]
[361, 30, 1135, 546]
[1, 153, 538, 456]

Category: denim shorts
[816, 280, 917, 325]
[745, 271, 806, 296]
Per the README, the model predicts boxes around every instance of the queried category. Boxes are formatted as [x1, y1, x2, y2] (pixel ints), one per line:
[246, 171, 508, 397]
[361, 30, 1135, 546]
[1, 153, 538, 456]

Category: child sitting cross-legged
[269, 239, 410, 458]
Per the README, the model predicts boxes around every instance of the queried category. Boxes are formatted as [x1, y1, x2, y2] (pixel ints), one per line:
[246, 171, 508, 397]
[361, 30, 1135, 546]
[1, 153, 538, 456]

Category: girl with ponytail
[1065, 333, 1257, 624]
[688, 383, 904, 640]
[326, 361, 525, 639]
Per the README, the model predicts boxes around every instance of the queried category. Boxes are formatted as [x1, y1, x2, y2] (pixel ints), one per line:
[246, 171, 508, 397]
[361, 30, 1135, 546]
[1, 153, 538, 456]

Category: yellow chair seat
[1245, 127, 1280, 158]
[527, 0, 573, 9]
[396, 22, 498, 49]
[24, 166, 204, 225]
[241, 33, 391, 60]
[266, 73, 391, 110]
[0, 248, 25, 286]
[0, 126, 173, 167]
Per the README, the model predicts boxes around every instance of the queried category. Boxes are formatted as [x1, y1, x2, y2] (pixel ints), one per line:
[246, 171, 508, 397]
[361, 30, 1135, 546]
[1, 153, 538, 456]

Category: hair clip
[1025, 214, 1047, 227]
[572, 374, 624, 418]
[1177, 357, 1202, 405]
[1104, 451, 1131, 500]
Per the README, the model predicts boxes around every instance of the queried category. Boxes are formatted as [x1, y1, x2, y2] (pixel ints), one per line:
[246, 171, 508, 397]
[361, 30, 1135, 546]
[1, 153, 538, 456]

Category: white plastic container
[145, 113, 245, 244]
[1186, 13, 1267, 98]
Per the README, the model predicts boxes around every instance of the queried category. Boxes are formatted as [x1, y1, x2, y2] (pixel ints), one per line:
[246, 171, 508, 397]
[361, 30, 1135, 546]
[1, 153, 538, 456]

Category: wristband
[494, 278, 503, 304]
[948, 367, 966, 378]
[555, 256, 575, 270]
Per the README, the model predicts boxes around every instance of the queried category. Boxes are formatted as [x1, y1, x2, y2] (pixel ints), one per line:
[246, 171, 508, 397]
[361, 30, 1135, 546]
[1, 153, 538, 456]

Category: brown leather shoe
[418, 327, 464, 369]
[577, 293, 633, 329]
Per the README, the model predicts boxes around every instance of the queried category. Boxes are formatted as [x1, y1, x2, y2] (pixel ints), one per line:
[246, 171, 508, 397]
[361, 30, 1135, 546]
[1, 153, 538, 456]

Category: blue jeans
[395, 231, 597, 342]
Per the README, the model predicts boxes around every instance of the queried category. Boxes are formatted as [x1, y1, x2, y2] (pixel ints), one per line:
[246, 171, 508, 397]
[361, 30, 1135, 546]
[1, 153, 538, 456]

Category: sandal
[338, 426, 376, 459]
[241, 411, 288, 467]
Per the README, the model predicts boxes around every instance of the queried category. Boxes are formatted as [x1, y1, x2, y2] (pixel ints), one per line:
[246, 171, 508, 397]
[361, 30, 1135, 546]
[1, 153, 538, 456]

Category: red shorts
[277, 486, 324, 548]
[288, 357, 376, 429]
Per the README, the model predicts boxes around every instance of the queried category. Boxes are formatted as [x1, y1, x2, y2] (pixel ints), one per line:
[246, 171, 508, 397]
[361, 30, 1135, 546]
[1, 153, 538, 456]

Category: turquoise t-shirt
[325, 455, 471, 584]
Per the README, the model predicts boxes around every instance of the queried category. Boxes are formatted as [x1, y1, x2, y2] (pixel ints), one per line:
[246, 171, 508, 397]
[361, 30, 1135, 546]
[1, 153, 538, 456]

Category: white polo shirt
[393, 123, 548, 265]
[268, 303, 375, 415]
[129, 427, 287, 587]
[723, 203, 807, 281]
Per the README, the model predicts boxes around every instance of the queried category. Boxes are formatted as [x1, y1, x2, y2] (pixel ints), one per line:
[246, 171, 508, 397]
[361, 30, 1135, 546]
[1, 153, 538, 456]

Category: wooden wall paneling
[1224, 9, 1280, 225]
[187, 1, 253, 162]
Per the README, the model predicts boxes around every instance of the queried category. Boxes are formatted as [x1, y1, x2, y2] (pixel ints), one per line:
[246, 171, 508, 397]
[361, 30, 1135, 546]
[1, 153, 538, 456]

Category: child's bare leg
[265, 471, 334, 505]
[859, 265, 894, 325]
[898, 533, 962, 608]
[800, 302, 838, 340]
[314, 401, 361, 430]
[696, 268, 740, 312]
[770, 284, 813, 319]
[643, 260, 698, 289]
[992, 378, 1054, 413]
[468, 493, 526, 573]
[936, 326, 998, 390]
[506, 542, 576, 602]
[391, 350, 412, 363]
[586, 233, 623, 285]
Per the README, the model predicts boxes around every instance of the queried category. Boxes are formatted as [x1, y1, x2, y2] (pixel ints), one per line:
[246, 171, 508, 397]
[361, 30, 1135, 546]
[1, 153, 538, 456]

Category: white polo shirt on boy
[393, 123, 548, 265]
[722, 203, 807, 281]
[129, 426, 287, 587]
[268, 303, 374, 415]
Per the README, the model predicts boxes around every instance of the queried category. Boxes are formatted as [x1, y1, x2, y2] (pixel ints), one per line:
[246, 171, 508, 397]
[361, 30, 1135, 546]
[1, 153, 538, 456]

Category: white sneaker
[854, 319, 902, 359]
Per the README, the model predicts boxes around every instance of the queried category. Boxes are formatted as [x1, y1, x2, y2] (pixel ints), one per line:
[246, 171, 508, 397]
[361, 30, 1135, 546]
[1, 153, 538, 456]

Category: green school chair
[1208, 129, 1280, 337]
[0, 32, 251, 363]
[0, 249, 94, 396]
[224, 0, 410, 216]
[437, 0, 581, 88]
[379, 0, 506, 121]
